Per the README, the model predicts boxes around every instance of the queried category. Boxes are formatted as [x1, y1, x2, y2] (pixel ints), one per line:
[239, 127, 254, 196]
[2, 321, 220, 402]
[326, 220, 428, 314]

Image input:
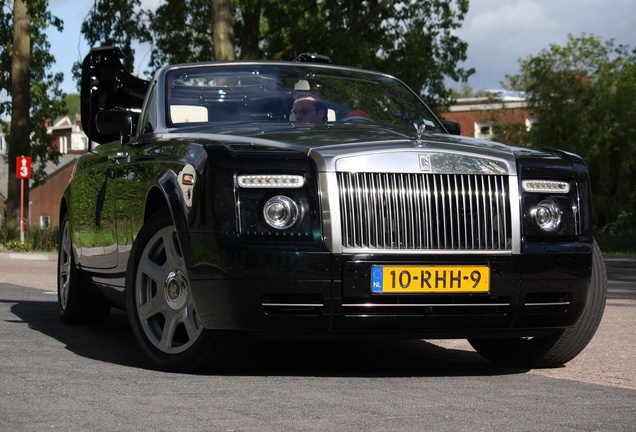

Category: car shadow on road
[220, 337, 526, 378]
[8, 292, 527, 378]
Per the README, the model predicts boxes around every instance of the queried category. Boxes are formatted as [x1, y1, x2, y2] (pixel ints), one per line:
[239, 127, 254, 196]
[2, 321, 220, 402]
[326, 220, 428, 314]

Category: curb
[603, 255, 636, 269]
[0, 252, 57, 261]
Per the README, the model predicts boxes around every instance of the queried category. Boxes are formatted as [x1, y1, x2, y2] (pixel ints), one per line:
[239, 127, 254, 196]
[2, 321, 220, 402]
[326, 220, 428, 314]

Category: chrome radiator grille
[337, 172, 511, 251]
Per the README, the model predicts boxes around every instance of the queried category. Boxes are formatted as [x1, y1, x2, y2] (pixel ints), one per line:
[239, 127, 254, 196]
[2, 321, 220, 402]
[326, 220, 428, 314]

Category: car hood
[165, 122, 551, 175]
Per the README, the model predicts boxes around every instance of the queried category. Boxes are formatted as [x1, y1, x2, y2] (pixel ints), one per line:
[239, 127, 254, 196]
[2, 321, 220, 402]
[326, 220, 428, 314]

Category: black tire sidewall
[469, 241, 607, 368]
[58, 213, 111, 325]
[57, 213, 82, 323]
[125, 209, 217, 372]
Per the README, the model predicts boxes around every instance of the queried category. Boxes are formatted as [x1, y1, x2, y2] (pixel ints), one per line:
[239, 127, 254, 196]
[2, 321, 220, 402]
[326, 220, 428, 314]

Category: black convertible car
[57, 46, 606, 372]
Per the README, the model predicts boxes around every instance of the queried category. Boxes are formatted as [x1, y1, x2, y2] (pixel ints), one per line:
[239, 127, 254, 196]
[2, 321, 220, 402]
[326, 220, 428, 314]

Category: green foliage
[595, 212, 636, 254]
[146, 0, 215, 70]
[78, 0, 473, 112]
[260, 0, 474, 112]
[28, 0, 66, 187]
[64, 93, 80, 117]
[79, 0, 150, 71]
[0, 223, 59, 252]
[373, 0, 474, 112]
[481, 94, 532, 148]
[492, 120, 530, 148]
[450, 84, 476, 99]
[0, 2, 11, 95]
[504, 34, 636, 230]
[71, 0, 152, 88]
[0, 0, 67, 187]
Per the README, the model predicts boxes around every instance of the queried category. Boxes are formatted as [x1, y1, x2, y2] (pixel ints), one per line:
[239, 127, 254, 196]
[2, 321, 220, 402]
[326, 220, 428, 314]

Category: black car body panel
[61, 48, 602, 368]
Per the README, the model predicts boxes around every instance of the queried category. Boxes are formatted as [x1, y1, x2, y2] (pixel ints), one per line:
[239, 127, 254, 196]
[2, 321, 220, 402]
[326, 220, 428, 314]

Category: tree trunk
[6, 0, 31, 224]
[211, 0, 236, 61]
[239, 1, 261, 60]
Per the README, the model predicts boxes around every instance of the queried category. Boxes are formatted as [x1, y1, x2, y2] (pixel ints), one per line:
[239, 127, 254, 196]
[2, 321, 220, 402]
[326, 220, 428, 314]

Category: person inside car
[290, 92, 327, 123]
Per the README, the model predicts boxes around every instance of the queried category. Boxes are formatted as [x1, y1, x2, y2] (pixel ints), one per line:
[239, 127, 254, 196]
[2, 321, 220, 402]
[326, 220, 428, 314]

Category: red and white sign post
[15, 156, 32, 244]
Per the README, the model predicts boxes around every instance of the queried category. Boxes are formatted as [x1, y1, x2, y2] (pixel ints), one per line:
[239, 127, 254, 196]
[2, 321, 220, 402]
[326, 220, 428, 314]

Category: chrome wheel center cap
[164, 270, 188, 310]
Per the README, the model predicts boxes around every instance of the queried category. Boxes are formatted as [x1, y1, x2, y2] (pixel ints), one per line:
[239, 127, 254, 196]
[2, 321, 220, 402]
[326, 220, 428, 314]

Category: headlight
[521, 178, 579, 239]
[533, 199, 563, 233]
[263, 195, 301, 229]
[233, 170, 317, 241]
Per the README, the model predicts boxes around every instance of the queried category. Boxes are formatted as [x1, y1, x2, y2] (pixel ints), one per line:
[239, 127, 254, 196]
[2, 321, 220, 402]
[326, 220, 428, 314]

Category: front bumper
[187, 239, 592, 338]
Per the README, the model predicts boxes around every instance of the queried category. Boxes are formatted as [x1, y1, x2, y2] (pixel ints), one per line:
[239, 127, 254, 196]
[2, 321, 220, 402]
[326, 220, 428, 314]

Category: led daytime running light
[522, 180, 570, 194]
[237, 174, 305, 189]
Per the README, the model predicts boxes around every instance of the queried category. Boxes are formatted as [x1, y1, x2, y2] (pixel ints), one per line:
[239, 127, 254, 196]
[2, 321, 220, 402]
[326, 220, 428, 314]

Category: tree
[6, 0, 30, 222]
[145, 0, 216, 70]
[71, 0, 151, 87]
[450, 84, 475, 99]
[504, 34, 636, 229]
[0, 0, 65, 222]
[0, 2, 12, 92]
[212, 0, 236, 61]
[257, 0, 474, 112]
[144, 0, 472, 111]
[64, 93, 80, 117]
[80, 0, 151, 70]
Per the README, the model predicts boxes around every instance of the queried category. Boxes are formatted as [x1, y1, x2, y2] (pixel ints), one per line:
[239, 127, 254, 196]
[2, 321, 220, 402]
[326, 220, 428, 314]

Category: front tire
[126, 210, 223, 372]
[469, 242, 607, 368]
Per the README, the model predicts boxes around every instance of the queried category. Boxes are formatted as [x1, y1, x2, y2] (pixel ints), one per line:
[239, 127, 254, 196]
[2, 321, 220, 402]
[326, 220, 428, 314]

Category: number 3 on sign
[16, 156, 32, 179]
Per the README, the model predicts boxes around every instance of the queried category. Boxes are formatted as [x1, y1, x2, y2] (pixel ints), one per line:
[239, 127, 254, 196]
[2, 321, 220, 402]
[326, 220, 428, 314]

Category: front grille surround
[338, 172, 513, 252]
[318, 170, 521, 255]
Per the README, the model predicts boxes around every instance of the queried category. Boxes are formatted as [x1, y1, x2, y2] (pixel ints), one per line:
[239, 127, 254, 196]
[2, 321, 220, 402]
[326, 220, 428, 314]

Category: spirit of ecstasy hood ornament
[413, 123, 429, 147]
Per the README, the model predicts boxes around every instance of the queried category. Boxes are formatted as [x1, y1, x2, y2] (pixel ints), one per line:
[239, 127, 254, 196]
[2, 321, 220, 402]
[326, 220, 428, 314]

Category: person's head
[291, 92, 327, 123]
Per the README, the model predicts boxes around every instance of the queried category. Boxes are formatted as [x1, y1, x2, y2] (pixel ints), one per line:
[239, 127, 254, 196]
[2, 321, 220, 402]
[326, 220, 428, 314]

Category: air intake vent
[524, 293, 571, 313]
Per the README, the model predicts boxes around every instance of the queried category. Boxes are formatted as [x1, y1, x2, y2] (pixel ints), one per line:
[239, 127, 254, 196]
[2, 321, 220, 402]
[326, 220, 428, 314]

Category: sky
[45, 0, 636, 94]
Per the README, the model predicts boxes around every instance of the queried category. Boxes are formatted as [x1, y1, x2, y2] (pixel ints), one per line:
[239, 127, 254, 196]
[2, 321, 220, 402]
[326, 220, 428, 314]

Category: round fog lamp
[263, 195, 300, 229]
[534, 199, 562, 232]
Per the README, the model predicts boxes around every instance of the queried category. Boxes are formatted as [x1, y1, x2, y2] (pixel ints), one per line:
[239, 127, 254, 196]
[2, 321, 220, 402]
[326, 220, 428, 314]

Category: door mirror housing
[96, 109, 133, 144]
[441, 120, 461, 135]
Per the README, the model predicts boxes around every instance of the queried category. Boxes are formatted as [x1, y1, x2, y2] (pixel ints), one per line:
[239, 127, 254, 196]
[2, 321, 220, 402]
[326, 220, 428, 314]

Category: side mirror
[441, 120, 461, 135]
[96, 109, 133, 144]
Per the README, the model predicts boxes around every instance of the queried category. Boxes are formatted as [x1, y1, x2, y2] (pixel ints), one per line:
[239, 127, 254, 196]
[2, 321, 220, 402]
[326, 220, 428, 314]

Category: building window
[59, 136, 68, 154]
[475, 121, 495, 140]
[40, 215, 51, 229]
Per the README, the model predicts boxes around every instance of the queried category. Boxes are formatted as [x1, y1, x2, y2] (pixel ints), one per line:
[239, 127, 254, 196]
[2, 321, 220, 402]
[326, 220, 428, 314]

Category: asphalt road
[1, 253, 635, 431]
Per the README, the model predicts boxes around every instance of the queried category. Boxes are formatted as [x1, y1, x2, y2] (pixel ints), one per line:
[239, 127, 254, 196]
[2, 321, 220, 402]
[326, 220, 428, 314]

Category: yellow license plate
[371, 265, 490, 293]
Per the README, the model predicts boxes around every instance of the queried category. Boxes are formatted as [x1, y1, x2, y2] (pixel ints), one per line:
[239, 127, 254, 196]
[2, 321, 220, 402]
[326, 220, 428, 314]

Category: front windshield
[165, 64, 442, 132]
